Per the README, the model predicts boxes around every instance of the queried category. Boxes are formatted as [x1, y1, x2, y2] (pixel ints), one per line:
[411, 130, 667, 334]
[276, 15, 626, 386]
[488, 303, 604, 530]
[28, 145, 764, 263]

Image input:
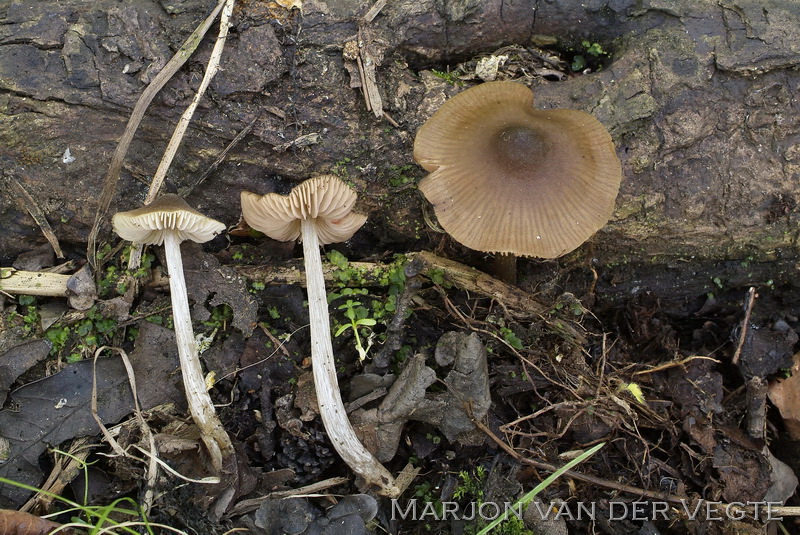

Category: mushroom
[413, 80, 622, 278]
[240, 175, 400, 498]
[112, 194, 233, 471]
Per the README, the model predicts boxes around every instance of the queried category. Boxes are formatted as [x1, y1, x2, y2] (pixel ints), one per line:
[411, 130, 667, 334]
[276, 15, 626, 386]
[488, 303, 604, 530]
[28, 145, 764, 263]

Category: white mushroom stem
[300, 218, 400, 498]
[163, 231, 234, 471]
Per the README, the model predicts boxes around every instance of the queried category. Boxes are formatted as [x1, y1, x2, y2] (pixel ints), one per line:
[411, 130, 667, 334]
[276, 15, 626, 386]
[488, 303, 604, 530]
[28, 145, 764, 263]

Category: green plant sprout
[453, 465, 487, 500]
[98, 246, 156, 297]
[582, 40, 607, 57]
[44, 305, 119, 362]
[431, 68, 464, 86]
[499, 327, 523, 350]
[451, 465, 532, 535]
[326, 251, 409, 362]
[386, 164, 418, 187]
[570, 41, 611, 72]
[335, 298, 377, 362]
[17, 294, 39, 334]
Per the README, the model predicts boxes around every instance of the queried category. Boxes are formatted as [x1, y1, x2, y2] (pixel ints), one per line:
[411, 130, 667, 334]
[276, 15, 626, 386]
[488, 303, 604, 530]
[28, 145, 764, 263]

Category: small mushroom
[241, 175, 400, 498]
[112, 194, 233, 471]
[413, 80, 621, 274]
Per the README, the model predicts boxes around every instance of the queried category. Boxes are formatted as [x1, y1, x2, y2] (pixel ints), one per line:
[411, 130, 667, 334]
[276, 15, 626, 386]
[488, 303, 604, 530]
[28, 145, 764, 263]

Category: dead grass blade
[144, 0, 235, 206]
[91, 346, 158, 512]
[87, 0, 229, 268]
[127, 0, 236, 271]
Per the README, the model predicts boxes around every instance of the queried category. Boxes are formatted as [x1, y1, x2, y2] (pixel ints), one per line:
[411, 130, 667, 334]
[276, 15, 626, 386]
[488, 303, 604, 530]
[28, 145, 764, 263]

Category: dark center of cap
[492, 125, 550, 176]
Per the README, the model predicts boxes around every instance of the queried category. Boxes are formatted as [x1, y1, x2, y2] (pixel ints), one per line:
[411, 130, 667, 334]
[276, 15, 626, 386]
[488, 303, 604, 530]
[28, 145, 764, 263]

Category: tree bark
[1, 0, 799, 300]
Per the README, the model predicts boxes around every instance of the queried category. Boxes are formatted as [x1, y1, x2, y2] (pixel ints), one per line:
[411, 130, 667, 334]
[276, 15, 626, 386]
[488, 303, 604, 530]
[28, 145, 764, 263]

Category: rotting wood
[413, 251, 547, 316]
[0, 268, 70, 297]
[235, 250, 547, 317]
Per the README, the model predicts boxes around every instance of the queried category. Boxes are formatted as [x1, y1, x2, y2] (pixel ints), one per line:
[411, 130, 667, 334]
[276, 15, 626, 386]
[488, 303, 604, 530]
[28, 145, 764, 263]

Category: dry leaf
[0, 509, 75, 535]
[767, 352, 800, 439]
[274, 0, 302, 10]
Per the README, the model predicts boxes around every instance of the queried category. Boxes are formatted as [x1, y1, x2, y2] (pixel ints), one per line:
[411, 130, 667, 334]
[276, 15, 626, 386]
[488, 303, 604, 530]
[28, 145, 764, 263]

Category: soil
[1, 0, 800, 534]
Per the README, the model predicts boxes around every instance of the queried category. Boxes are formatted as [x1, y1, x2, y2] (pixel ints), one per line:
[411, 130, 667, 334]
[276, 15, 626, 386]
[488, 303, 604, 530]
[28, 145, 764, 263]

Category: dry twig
[731, 286, 757, 365]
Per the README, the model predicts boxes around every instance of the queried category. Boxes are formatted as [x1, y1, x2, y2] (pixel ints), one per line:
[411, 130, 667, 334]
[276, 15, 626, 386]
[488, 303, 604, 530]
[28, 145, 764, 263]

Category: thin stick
[87, 0, 229, 268]
[225, 477, 350, 517]
[181, 113, 260, 197]
[731, 287, 757, 365]
[632, 355, 720, 376]
[10, 177, 64, 258]
[362, 0, 387, 22]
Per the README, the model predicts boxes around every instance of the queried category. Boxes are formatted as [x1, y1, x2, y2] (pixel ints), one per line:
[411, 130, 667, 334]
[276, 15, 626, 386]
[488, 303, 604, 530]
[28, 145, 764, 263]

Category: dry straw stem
[143, 0, 235, 206]
[87, 0, 229, 268]
[91, 346, 159, 512]
[127, 0, 236, 271]
[20, 437, 92, 515]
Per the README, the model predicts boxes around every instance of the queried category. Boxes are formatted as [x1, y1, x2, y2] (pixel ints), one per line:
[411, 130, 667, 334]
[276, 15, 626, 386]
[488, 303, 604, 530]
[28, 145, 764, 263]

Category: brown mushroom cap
[112, 194, 225, 245]
[413, 80, 622, 258]
[240, 174, 367, 245]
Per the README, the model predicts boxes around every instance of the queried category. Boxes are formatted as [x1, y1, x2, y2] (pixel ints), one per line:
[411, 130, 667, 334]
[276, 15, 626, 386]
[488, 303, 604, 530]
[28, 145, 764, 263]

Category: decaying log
[236, 250, 547, 317]
[0, 268, 70, 297]
[1, 0, 799, 300]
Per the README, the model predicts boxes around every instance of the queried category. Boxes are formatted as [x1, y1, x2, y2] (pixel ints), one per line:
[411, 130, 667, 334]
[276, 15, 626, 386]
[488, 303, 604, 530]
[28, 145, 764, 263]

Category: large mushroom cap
[241, 174, 367, 245]
[413, 80, 622, 258]
[112, 194, 226, 245]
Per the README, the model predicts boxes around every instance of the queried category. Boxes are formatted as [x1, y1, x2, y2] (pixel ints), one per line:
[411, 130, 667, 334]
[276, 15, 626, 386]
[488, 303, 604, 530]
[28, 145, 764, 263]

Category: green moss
[430, 68, 464, 86]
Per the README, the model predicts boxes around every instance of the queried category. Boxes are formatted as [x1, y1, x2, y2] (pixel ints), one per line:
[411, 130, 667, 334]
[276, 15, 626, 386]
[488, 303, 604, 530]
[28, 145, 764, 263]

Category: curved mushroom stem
[300, 218, 400, 498]
[163, 231, 234, 471]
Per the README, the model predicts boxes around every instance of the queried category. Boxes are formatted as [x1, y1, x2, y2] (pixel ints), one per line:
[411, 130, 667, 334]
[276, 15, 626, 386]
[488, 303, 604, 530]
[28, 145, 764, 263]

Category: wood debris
[342, 0, 388, 119]
[0, 268, 70, 297]
[236, 250, 547, 318]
